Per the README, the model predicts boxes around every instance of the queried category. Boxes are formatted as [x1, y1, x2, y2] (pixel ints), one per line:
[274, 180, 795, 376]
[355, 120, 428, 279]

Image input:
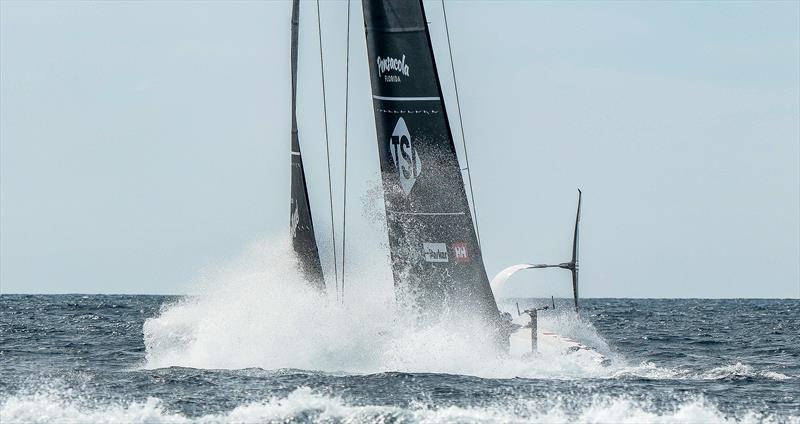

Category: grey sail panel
[290, 0, 325, 291]
[361, 0, 499, 321]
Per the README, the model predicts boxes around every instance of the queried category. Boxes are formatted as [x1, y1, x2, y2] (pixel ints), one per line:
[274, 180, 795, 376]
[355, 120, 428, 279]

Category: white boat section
[509, 327, 609, 366]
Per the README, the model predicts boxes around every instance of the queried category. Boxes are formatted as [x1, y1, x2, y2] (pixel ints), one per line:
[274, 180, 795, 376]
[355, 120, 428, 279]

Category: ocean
[1, 294, 797, 423]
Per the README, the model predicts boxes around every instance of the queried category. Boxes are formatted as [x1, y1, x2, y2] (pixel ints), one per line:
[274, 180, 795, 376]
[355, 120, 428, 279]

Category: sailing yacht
[289, 0, 604, 364]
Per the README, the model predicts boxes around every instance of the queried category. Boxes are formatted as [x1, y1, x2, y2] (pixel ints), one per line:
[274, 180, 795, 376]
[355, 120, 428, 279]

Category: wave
[2, 386, 793, 424]
[610, 361, 792, 381]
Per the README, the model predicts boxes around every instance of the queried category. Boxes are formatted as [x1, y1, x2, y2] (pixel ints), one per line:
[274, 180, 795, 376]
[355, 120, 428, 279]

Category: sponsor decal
[290, 199, 299, 238]
[451, 242, 469, 263]
[388, 117, 422, 195]
[423, 242, 449, 263]
[377, 54, 409, 82]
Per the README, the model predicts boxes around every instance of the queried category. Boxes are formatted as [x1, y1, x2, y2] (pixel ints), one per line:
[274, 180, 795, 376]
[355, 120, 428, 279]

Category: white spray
[143, 233, 620, 378]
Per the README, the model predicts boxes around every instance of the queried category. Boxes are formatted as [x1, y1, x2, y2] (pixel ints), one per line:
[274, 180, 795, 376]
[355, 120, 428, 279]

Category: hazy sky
[1, 0, 798, 298]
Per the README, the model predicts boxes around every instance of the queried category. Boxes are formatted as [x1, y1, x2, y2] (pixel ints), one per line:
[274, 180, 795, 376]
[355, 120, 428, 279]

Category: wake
[3, 386, 785, 424]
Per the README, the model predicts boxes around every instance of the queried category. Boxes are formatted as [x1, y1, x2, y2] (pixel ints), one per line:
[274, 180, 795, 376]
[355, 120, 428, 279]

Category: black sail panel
[361, 0, 499, 322]
[290, 0, 325, 291]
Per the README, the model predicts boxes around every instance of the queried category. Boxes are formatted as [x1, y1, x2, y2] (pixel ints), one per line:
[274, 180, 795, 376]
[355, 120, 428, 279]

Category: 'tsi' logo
[389, 117, 422, 196]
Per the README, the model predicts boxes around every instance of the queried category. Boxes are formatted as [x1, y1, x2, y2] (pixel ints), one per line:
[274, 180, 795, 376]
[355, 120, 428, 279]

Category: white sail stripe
[291, 151, 301, 156]
[372, 95, 441, 101]
[387, 211, 465, 216]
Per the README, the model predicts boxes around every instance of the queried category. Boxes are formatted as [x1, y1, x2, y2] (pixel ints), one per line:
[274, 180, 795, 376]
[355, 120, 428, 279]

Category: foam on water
[604, 360, 793, 382]
[4, 289, 797, 423]
[1, 386, 790, 424]
[142, 236, 627, 378]
[142, 236, 795, 383]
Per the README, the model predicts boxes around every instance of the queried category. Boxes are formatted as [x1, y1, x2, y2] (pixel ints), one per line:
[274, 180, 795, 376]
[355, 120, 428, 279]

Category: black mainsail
[361, 0, 499, 323]
[290, 0, 325, 291]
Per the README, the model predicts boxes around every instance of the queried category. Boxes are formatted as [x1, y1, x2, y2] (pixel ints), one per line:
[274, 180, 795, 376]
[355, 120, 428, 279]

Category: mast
[361, 0, 500, 324]
[290, 0, 325, 291]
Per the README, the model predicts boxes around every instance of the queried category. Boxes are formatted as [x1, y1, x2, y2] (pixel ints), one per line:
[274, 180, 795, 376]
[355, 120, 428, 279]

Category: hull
[509, 327, 609, 366]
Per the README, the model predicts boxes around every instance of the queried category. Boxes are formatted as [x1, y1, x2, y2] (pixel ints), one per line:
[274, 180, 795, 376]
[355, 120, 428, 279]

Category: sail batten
[290, 0, 325, 291]
[372, 95, 441, 101]
[361, 0, 499, 324]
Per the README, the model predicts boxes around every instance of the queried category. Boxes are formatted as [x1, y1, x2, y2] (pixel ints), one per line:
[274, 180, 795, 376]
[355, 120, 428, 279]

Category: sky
[1, 0, 798, 298]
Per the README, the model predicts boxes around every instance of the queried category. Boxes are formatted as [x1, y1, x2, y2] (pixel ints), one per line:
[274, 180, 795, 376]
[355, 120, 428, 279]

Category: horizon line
[1, 293, 798, 300]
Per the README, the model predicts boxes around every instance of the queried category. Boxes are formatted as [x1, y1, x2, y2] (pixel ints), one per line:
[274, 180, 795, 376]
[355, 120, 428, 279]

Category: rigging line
[316, 0, 339, 300]
[441, 0, 482, 249]
[340, 0, 351, 304]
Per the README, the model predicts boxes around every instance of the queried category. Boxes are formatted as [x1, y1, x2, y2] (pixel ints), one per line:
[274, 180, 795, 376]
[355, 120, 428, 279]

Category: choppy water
[1, 294, 798, 423]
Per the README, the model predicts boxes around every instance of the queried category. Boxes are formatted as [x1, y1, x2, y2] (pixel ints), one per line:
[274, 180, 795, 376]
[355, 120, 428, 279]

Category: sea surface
[1, 295, 798, 423]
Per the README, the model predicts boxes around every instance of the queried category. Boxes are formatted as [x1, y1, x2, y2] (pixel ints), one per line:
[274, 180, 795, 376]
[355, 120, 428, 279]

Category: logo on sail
[451, 242, 469, 263]
[290, 199, 299, 238]
[376, 55, 410, 81]
[423, 242, 449, 262]
[389, 117, 422, 195]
